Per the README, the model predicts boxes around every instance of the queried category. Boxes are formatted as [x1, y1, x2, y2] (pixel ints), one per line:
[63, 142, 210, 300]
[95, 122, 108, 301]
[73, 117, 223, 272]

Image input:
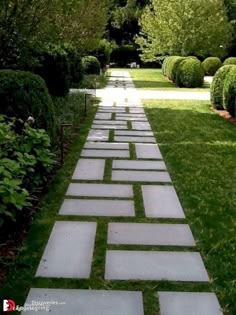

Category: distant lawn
[144, 99, 236, 315]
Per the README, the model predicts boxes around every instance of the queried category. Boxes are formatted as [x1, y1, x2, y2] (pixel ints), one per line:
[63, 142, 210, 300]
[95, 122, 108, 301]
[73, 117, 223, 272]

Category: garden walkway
[23, 71, 221, 315]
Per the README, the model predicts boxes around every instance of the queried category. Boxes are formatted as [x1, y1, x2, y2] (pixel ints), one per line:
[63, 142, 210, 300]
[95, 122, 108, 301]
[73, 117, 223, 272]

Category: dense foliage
[223, 57, 236, 65]
[202, 57, 222, 75]
[82, 56, 101, 75]
[223, 67, 236, 116]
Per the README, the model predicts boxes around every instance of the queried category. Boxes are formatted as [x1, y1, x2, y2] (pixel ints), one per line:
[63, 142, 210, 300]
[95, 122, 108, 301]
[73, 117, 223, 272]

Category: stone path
[22, 71, 222, 315]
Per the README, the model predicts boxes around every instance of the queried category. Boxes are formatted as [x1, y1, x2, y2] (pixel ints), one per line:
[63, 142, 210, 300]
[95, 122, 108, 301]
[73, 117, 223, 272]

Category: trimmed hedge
[223, 57, 236, 66]
[0, 70, 56, 138]
[202, 57, 222, 76]
[167, 56, 186, 81]
[176, 58, 204, 88]
[223, 67, 236, 117]
[210, 65, 234, 109]
[64, 45, 83, 85]
[162, 57, 172, 76]
[82, 56, 101, 75]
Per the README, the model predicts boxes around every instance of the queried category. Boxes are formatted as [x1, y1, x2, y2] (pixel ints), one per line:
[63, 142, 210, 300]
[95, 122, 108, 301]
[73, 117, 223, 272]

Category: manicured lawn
[144, 99, 236, 315]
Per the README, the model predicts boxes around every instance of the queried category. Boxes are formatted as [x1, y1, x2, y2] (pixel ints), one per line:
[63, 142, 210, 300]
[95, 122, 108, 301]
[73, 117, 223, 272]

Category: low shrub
[0, 70, 57, 139]
[176, 58, 204, 88]
[82, 56, 101, 75]
[162, 57, 172, 76]
[166, 56, 186, 81]
[223, 57, 236, 66]
[210, 65, 234, 109]
[0, 116, 55, 226]
[202, 57, 222, 76]
[223, 67, 236, 117]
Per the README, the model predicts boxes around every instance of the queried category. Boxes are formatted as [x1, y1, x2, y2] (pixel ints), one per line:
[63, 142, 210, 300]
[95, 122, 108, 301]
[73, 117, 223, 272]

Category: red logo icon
[3, 300, 16, 312]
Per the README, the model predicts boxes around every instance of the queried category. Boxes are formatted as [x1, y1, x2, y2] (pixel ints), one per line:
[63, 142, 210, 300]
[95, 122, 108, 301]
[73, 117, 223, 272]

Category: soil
[211, 107, 236, 125]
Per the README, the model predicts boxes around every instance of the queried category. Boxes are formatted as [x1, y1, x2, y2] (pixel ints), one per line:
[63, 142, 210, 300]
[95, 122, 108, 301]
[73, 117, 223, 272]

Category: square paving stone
[115, 136, 156, 143]
[87, 130, 109, 142]
[135, 144, 162, 159]
[66, 183, 133, 198]
[92, 124, 128, 130]
[132, 122, 152, 131]
[93, 120, 126, 125]
[105, 251, 209, 282]
[36, 222, 96, 279]
[72, 159, 105, 180]
[84, 142, 129, 150]
[59, 199, 135, 217]
[158, 292, 223, 315]
[115, 130, 154, 137]
[112, 170, 171, 182]
[108, 223, 195, 246]
[22, 289, 144, 315]
[142, 185, 185, 218]
[113, 160, 166, 170]
[95, 113, 112, 120]
[81, 149, 130, 158]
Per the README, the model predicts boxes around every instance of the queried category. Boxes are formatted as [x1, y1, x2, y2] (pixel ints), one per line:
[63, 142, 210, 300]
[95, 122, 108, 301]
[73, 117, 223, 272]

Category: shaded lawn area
[144, 99, 236, 315]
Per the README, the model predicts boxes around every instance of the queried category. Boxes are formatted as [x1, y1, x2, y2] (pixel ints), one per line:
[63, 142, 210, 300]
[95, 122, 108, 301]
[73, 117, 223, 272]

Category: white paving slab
[95, 113, 112, 120]
[129, 108, 145, 114]
[92, 124, 128, 130]
[113, 160, 166, 170]
[116, 114, 146, 118]
[142, 185, 185, 218]
[115, 130, 154, 137]
[112, 170, 171, 182]
[93, 120, 126, 125]
[135, 144, 162, 159]
[81, 149, 130, 158]
[116, 116, 148, 121]
[158, 292, 223, 315]
[115, 136, 156, 143]
[66, 183, 133, 198]
[108, 223, 195, 246]
[132, 122, 152, 131]
[59, 199, 135, 217]
[87, 130, 109, 142]
[36, 222, 96, 278]
[105, 251, 209, 282]
[72, 159, 105, 180]
[84, 142, 129, 150]
[22, 289, 144, 315]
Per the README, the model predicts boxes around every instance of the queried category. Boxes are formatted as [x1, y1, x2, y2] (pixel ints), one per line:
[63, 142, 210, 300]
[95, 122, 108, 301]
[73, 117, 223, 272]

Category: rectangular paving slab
[135, 144, 162, 159]
[87, 130, 109, 142]
[72, 159, 105, 180]
[142, 185, 185, 218]
[105, 251, 209, 282]
[84, 142, 129, 150]
[92, 124, 128, 130]
[66, 183, 133, 198]
[158, 292, 223, 315]
[59, 199, 135, 217]
[112, 170, 171, 182]
[108, 223, 195, 246]
[113, 160, 166, 170]
[22, 289, 144, 315]
[115, 136, 156, 143]
[129, 108, 145, 113]
[115, 130, 154, 137]
[115, 114, 146, 118]
[132, 122, 152, 131]
[81, 149, 130, 158]
[93, 120, 126, 125]
[36, 222, 96, 279]
[95, 113, 112, 120]
[116, 116, 148, 121]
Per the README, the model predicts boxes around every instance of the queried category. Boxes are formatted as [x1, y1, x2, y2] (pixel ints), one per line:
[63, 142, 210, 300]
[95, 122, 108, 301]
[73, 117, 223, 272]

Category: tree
[136, 0, 233, 61]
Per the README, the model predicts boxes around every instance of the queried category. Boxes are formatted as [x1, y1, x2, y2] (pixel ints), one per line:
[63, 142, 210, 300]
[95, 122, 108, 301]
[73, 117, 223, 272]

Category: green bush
[223, 67, 236, 117]
[167, 56, 186, 81]
[64, 45, 83, 85]
[176, 58, 204, 88]
[202, 57, 222, 76]
[162, 57, 172, 76]
[210, 65, 234, 109]
[0, 70, 57, 139]
[0, 116, 55, 226]
[93, 39, 113, 71]
[82, 56, 101, 75]
[223, 57, 236, 66]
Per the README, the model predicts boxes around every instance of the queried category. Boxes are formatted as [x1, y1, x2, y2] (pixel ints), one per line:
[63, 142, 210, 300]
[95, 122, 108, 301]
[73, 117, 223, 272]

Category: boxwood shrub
[82, 56, 101, 75]
[210, 65, 234, 109]
[223, 67, 236, 117]
[176, 58, 204, 88]
[0, 70, 56, 138]
[202, 57, 222, 76]
[223, 57, 236, 66]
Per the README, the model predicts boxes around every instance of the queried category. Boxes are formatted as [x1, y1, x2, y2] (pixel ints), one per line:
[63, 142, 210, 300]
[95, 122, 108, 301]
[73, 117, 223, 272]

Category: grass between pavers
[143, 99, 236, 315]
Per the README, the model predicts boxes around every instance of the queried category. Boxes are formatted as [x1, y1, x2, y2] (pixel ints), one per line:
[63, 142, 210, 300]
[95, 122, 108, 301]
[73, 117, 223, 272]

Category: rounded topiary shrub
[82, 56, 101, 75]
[162, 57, 172, 76]
[176, 58, 204, 88]
[223, 67, 236, 117]
[210, 65, 234, 109]
[202, 57, 222, 76]
[223, 57, 236, 66]
[168, 56, 186, 82]
[0, 70, 56, 138]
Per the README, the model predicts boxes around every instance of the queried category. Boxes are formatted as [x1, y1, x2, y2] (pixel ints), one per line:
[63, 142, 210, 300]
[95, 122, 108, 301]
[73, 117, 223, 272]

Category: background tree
[136, 0, 233, 61]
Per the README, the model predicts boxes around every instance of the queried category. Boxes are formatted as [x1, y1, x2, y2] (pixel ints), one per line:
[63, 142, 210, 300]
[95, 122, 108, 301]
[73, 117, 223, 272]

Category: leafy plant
[202, 57, 222, 75]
